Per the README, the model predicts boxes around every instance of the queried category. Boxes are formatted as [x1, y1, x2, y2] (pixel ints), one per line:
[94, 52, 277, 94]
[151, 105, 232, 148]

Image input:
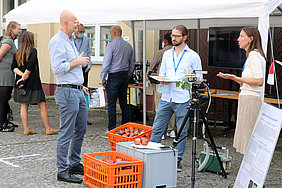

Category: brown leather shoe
[24, 130, 37, 135]
[46, 129, 59, 135]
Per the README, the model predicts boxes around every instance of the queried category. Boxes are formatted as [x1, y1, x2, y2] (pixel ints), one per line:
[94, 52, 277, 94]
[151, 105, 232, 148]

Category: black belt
[57, 84, 83, 90]
[109, 71, 128, 74]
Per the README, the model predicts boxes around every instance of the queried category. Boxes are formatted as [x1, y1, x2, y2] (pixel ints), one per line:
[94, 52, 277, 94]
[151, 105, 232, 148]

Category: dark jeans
[82, 67, 89, 87]
[0, 86, 13, 125]
[105, 72, 129, 130]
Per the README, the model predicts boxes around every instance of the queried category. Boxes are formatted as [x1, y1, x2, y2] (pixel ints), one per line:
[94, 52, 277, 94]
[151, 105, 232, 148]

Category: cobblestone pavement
[0, 97, 281, 188]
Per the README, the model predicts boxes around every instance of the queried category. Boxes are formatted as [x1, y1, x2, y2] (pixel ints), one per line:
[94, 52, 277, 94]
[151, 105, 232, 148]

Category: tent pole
[197, 19, 200, 53]
[143, 20, 147, 125]
[130, 21, 136, 63]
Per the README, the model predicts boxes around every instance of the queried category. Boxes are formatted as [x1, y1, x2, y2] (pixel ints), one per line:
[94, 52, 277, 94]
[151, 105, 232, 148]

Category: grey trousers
[54, 87, 88, 173]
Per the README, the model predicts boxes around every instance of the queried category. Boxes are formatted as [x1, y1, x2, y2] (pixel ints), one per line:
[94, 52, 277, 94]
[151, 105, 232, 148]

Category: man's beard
[173, 40, 182, 46]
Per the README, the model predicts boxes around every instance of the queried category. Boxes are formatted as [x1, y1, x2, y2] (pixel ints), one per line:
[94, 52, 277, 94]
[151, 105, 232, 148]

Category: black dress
[11, 48, 46, 104]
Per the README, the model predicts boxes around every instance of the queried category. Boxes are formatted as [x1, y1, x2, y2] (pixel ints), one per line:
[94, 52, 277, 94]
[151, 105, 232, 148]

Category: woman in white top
[217, 27, 266, 154]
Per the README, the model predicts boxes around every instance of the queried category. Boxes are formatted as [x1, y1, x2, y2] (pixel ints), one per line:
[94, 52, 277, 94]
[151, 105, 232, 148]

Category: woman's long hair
[4, 21, 20, 40]
[241, 27, 267, 61]
[15, 31, 35, 66]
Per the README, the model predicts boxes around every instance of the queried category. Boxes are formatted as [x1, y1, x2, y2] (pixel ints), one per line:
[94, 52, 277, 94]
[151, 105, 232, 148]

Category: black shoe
[177, 161, 183, 172]
[69, 163, 84, 175]
[0, 123, 15, 132]
[57, 171, 82, 183]
[7, 121, 18, 128]
[87, 121, 92, 125]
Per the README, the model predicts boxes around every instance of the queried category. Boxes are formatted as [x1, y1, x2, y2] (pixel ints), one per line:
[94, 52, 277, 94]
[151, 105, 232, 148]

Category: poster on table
[234, 102, 282, 188]
[88, 87, 105, 108]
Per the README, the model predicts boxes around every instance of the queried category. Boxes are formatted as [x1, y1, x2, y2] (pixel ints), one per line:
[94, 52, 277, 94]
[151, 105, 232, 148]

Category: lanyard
[74, 37, 83, 52]
[241, 59, 247, 86]
[172, 49, 186, 73]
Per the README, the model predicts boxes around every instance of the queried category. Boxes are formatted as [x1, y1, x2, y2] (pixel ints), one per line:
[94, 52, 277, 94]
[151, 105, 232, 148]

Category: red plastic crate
[107, 122, 152, 151]
[84, 151, 143, 188]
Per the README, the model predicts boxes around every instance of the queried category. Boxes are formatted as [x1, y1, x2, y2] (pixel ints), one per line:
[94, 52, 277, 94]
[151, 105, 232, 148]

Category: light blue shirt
[100, 37, 135, 83]
[73, 35, 92, 69]
[159, 44, 202, 103]
[48, 29, 84, 85]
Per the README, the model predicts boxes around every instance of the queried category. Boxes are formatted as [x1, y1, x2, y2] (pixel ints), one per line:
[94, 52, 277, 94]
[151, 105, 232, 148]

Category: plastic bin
[84, 151, 143, 188]
[107, 122, 152, 151]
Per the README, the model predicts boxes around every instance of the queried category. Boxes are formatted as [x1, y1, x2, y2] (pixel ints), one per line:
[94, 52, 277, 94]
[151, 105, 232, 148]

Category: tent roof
[4, 0, 282, 25]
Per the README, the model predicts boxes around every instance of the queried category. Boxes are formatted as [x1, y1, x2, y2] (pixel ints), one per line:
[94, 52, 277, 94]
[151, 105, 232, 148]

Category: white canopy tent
[4, 0, 282, 124]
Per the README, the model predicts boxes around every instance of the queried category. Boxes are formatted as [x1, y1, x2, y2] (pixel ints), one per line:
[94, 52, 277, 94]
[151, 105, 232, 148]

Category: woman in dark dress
[11, 31, 59, 135]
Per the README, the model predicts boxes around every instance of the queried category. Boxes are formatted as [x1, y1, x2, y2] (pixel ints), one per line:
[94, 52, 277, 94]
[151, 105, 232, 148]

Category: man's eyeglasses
[170, 34, 183, 38]
[78, 31, 85, 34]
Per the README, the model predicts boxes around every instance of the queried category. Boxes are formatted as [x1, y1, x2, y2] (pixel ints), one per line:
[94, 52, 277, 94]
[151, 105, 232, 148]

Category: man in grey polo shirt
[48, 9, 89, 184]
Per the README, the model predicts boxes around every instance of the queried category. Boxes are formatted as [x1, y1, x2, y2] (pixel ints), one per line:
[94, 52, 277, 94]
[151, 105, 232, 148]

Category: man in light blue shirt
[48, 9, 89, 184]
[100, 25, 135, 131]
[150, 25, 202, 172]
[74, 23, 93, 125]
[73, 23, 92, 87]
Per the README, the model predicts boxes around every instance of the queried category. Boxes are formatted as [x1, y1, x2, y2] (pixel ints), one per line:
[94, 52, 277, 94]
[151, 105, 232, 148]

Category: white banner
[234, 102, 282, 188]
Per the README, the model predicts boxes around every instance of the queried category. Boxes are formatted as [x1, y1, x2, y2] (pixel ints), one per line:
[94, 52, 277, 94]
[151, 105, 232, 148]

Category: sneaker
[169, 130, 176, 138]
[7, 121, 18, 128]
[177, 161, 183, 172]
[0, 123, 15, 132]
[162, 135, 165, 140]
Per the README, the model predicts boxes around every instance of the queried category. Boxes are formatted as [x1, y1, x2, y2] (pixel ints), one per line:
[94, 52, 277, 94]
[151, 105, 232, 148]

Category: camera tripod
[173, 89, 227, 188]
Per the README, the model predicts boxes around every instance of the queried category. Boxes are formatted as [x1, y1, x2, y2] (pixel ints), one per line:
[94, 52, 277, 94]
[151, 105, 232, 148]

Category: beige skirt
[233, 95, 262, 154]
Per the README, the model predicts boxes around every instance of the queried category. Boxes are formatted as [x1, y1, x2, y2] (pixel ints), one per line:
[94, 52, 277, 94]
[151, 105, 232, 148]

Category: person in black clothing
[11, 31, 59, 135]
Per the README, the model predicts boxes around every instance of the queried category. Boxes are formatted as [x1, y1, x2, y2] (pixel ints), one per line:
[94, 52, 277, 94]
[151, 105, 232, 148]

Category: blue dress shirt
[159, 45, 202, 103]
[48, 30, 84, 85]
[73, 35, 92, 69]
[100, 37, 135, 83]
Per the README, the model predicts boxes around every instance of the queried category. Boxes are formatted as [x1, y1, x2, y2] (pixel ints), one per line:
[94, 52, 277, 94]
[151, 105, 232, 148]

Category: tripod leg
[191, 109, 197, 188]
[172, 108, 192, 148]
[199, 109, 227, 178]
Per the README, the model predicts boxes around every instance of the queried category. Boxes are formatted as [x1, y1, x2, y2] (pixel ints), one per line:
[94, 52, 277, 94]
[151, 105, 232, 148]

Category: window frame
[1, 0, 27, 36]
[84, 23, 115, 64]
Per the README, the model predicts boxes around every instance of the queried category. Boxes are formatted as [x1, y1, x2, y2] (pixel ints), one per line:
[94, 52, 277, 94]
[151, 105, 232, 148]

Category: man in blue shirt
[48, 9, 89, 184]
[150, 25, 202, 172]
[100, 25, 135, 131]
[74, 23, 92, 125]
[73, 23, 92, 87]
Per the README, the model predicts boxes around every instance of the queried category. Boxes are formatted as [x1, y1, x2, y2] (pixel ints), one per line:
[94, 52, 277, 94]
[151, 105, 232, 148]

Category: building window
[1, 0, 27, 35]
[2, 0, 14, 19]
[99, 26, 111, 56]
[85, 26, 95, 56]
[83, 24, 113, 63]
[18, 0, 26, 6]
